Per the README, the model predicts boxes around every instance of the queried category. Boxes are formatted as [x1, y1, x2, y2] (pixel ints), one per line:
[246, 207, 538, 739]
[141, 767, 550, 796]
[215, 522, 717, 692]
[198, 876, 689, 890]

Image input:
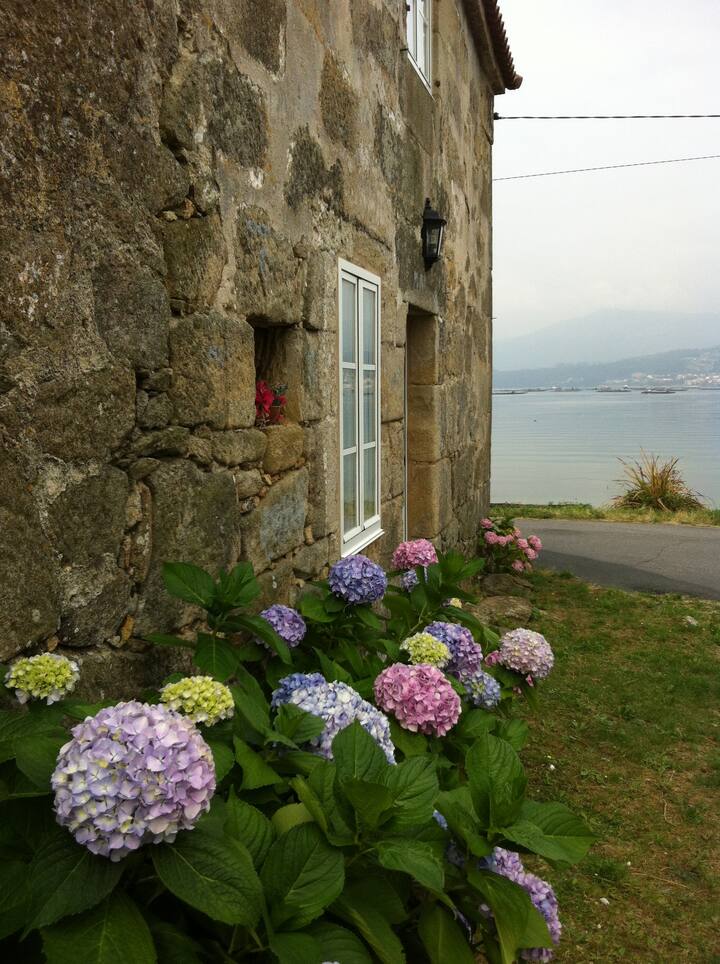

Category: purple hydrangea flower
[457, 667, 501, 709]
[401, 567, 427, 591]
[490, 847, 562, 961]
[391, 539, 438, 570]
[498, 629, 555, 680]
[374, 663, 461, 737]
[259, 604, 306, 649]
[328, 554, 387, 605]
[52, 701, 215, 861]
[272, 674, 395, 763]
[425, 621, 483, 675]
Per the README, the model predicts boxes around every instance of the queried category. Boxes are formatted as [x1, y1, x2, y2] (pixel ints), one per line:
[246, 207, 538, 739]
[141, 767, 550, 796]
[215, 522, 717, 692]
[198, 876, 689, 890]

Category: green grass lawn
[488, 571, 720, 962]
[493, 502, 720, 527]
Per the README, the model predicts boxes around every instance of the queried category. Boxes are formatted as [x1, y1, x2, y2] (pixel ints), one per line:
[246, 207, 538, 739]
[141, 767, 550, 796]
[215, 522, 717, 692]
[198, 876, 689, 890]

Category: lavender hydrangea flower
[5, 653, 79, 705]
[374, 663, 461, 737]
[52, 701, 215, 861]
[425, 621, 483, 675]
[498, 629, 554, 680]
[490, 847, 562, 961]
[160, 676, 234, 726]
[401, 567, 427, 591]
[328, 554, 387, 604]
[259, 604, 306, 649]
[457, 667, 501, 709]
[272, 674, 395, 763]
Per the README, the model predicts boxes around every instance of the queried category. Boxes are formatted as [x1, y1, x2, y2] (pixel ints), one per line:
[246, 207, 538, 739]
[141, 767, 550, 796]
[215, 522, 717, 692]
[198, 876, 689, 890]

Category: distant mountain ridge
[494, 310, 720, 371]
[493, 344, 720, 391]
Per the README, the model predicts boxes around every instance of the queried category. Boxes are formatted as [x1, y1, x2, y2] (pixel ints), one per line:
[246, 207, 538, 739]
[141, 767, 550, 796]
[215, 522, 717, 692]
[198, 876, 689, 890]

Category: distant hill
[494, 310, 720, 371]
[493, 344, 720, 391]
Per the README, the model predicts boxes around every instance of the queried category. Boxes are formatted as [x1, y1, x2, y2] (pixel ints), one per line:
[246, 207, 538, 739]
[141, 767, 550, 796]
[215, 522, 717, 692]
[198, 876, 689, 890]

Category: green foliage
[613, 452, 705, 511]
[0, 549, 593, 962]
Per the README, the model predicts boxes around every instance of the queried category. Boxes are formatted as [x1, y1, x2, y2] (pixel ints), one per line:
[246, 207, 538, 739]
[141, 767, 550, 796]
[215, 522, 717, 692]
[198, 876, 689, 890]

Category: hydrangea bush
[0, 547, 593, 964]
[480, 515, 543, 574]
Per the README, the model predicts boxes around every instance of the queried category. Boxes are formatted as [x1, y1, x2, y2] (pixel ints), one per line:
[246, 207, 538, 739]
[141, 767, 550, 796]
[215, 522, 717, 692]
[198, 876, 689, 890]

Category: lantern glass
[421, 198, 446, 268]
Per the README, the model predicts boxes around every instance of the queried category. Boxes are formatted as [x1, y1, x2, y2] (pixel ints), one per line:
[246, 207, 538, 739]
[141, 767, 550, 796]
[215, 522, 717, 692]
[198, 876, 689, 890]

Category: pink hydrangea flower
[391, 539, 438, 570]
[525, 548, 538, 561]
[484, 650, 501, 667]
[481, 518, 494, 529]
[511, 560, 526, 572]
[517, 538, 529, 551]
[374, 663, 461, 737]
[528, 535, 542, 551]
[484, 531, 499, 545]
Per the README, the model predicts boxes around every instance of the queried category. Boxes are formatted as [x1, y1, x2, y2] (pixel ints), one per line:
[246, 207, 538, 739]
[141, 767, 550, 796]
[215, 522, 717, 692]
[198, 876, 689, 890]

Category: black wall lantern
[421, 197, 446, 269]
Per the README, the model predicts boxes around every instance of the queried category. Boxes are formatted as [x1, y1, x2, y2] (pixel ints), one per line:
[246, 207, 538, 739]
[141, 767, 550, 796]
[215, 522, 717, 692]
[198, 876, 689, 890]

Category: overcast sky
[492, 0, 720, 339]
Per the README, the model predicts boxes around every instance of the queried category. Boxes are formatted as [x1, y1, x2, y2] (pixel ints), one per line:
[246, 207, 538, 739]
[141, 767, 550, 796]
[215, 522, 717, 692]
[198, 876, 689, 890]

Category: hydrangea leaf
[25, 830, 124, 932]
[268, 932, 323, 964]
[308, 921, 373, 964]
[388, 720, 427, 758]
[495, 718, 529, 751]
[149, 921, 204, 964]
[466, 733, 527, 830]
[381, 756, 439, 832]
[41, 893, 156, 964]
[374, 839, 445, 893]
[273, 704, 326, 745]
[14, 730, 68, 790]
[271, 803, 315, 836]
[502, 800, 596, 868]
[224, 788, 275, 867]
[455, 708, 497, 742]
[332, 720, 388, 785]
[206, 739, 235, 782]
[467, 867, 552, 964]
[418, 904, 475, 964]
[299, 594, 335, 623]
[341, 778, 396, 829]
[331, 892, 405, 964]
[152, 831, 263, 926]
[161, 562, 215, 609]
[260, 823, 345, 930]
[233, 738, 282, 789]
[194, 634, 240, 682]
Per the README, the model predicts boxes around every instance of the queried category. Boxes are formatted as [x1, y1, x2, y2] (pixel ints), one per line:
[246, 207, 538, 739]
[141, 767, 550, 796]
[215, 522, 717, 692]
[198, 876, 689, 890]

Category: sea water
[490, 389, 720, 506]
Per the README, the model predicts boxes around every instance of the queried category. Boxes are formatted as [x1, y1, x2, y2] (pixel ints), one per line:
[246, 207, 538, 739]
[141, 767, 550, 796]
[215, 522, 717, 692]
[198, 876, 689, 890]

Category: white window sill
[341, 527, 384, 558]
[406, 52, 433, 96]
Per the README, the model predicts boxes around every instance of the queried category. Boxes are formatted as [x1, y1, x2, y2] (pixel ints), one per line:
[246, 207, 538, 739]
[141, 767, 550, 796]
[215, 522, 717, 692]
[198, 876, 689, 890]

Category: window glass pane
[417, 19, 426, 77]
[364, 446, 377, 520]
[342, 368, 356, 449]
[343, 452, 358, 532]
[362, 286, 376, 364]
[406, 0, 416, 57]
[422, 19, 429, 78]
[363, 369, 376, 444]
[341, 278, 356, 363]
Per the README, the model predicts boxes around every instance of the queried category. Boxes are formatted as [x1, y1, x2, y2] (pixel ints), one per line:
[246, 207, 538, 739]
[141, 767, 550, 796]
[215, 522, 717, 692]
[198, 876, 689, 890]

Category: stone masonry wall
[0, 0, 495, 694]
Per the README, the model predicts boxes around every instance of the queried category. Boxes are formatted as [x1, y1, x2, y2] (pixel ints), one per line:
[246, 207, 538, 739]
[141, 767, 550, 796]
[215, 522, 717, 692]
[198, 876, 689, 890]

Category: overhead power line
[494, 112, 720, 120]
[493, 153, 720, 182]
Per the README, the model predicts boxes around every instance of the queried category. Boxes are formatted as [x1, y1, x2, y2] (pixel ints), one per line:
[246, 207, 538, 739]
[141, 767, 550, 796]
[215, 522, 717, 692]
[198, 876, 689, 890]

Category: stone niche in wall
[252, 323, 306, 477]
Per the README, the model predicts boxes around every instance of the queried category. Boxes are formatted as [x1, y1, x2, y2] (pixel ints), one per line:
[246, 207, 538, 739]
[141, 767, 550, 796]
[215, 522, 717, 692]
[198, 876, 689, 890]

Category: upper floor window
[338, 260, 382, 555]
[406, 0, 431, 86]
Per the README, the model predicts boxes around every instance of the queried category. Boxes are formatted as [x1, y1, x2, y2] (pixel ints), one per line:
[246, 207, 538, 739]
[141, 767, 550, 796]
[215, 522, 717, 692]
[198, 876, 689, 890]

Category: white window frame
[406, 0, 432, 89]
[338, 259, 383, 556]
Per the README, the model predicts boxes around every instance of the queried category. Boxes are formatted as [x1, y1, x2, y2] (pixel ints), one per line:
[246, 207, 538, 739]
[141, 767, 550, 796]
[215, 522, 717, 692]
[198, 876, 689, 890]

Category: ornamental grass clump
[374, 663, 461, 736]
[160, 676, 234, 725]
[613, 452, 705, 512]
[52, 701, 215, 860]
[5, 652, 79, 704]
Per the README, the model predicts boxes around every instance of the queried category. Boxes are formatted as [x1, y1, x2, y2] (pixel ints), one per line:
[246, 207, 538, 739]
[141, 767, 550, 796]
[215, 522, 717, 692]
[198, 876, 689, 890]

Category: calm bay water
[490, 390, 720, 507]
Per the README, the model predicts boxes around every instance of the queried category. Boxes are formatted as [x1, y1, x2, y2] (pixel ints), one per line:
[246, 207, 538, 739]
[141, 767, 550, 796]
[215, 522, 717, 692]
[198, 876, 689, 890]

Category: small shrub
[479, 516, 543, 574]
[613, 453, 705, 512]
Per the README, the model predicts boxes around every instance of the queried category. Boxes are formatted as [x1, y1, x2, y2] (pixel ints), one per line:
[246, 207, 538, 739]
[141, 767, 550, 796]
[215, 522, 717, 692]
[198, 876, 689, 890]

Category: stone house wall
[0, 0, 516, 693]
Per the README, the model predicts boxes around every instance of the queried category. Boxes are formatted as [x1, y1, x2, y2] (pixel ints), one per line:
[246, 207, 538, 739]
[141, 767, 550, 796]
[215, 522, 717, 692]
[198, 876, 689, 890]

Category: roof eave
[461, 0, 522, 94]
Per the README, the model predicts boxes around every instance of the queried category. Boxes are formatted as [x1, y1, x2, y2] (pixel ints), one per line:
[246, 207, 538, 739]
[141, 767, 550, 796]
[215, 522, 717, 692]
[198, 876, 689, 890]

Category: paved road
[517, 518, 720, 599]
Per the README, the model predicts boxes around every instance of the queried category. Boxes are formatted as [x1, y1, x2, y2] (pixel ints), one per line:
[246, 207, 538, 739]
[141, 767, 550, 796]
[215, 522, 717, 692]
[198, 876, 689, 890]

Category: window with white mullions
[339, 261, 382, 555]
[406, 0, 431, 86]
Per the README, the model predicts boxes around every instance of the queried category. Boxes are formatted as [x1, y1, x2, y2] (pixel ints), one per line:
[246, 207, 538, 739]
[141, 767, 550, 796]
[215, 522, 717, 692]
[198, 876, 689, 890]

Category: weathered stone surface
[47, 467, 129, 566]
[293, 537, 330, 579]
[71, 645, 194, 702]
[382, 346, 405, 423]
[285, 127, 343, 212]
[320, 53, 358, 149]
[263, 423, 304, 473]
[137, 393, 173, 430]
[0, 450, 60, 659]
[136, 460, 240, 635]
[163, 214, 227, 313]
[235, 208, 305, 324]
[32, 366, 135, 461]
[237, 0, 286, 73]
[211, 429, 267, 465]
[467, 596, 533, 624]
[169, 313, 255, 429]
[241, 468, 308, 571]
[59, 569, 133, 649]
[130, 426, 191, 459]
[407, 459, 452, 539]
[407, 385, 441, 462]
[382, 421, 404, 502]
[480, 574, 533, 597]
[255, 558, 296, 610]
[235, 469, 263, 498]
[303, 420, 339, 539]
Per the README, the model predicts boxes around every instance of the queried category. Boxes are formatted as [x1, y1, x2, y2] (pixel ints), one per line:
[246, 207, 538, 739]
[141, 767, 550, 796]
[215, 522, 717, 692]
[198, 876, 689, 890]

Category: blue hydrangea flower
[272, 673, 395, 763]
[425, 621, 483, 675]
[401, 567, 427, 591]
[259, 604, 306, 648]
[491, 848, 562, 960]
[52, 701, 215, 861]
[328, 554, 387, 604]
[457, 667, 501, 709]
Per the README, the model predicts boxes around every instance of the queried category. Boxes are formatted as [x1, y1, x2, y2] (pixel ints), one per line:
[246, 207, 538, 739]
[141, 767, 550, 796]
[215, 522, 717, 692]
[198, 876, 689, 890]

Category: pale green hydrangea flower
[400, 632, 450, 669]
[447, 597, 463, 609]
[160, 676, 234, 726]
[5, 653, 79, 705]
